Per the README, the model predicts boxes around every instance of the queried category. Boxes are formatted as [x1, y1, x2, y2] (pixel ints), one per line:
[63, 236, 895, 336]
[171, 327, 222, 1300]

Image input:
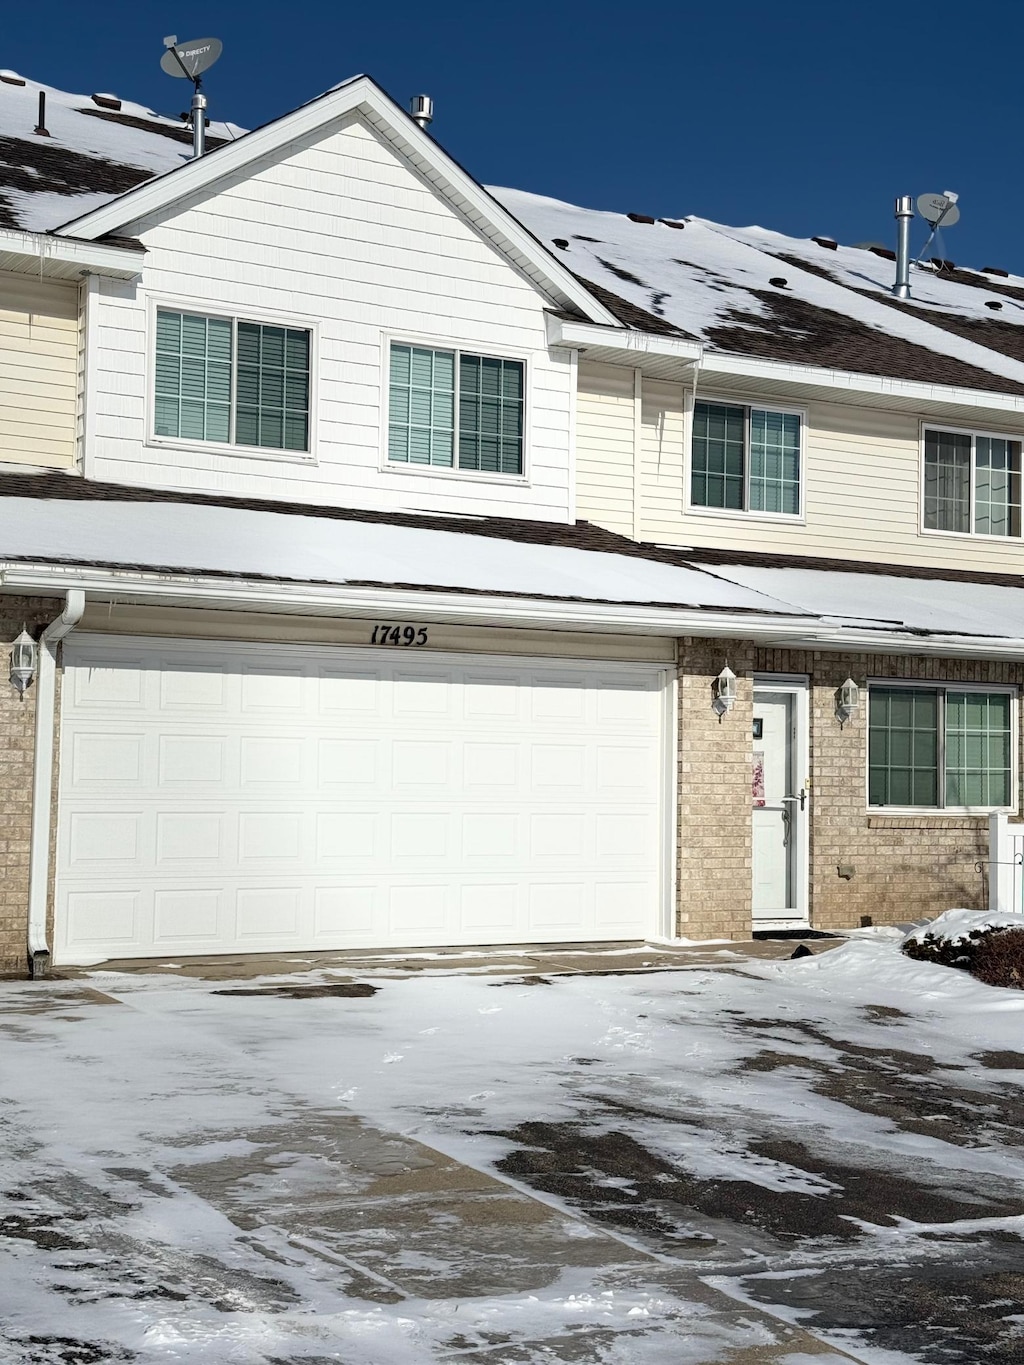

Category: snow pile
[903, 907, 1024, 948]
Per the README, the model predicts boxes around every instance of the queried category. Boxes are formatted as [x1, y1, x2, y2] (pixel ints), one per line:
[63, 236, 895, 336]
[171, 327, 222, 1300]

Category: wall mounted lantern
[712, 665, 737, 718]
[9, 629, 37, 699]
[835, 676, 860, 727]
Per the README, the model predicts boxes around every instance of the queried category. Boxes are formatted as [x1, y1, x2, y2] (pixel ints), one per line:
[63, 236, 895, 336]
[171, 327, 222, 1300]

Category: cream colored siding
[576, 363, 1024, 573]
[641, 378, 686, 536]
[576, 362, 634, 535]
[0, 274, 78, 468]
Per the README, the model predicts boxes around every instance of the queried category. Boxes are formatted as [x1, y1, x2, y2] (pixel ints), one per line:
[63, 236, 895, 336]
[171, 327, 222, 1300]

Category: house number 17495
[370, 624, 429, 646]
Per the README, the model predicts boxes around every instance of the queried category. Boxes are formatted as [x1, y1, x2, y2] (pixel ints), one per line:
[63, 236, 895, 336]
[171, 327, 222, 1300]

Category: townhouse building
[2, 71, 1024, 975]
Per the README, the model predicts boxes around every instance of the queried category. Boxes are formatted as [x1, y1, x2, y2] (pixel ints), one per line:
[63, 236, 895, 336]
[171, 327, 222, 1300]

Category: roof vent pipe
[893, 195, 913, 299]
[33, 90, 49, 137]
[409, 94, 433, 129]
[190, 84, 207, 158]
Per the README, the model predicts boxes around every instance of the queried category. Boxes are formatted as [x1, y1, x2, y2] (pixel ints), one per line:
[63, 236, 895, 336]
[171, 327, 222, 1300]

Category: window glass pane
[749, 409, 800, 515]
[868, 688, 939, 807]
[692, 402, 745, 508]
[975, 437, 1021, 537]
[458, 354, 524, 474]
[945, 692, 1011, 807]
[924, 430, 971, 532]
[235, 321, 309, 452]
[154, 310, 233, 443]
[388, 343, 455, 468]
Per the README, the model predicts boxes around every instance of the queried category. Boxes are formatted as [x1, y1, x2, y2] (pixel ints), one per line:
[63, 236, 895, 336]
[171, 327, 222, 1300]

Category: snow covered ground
[2, 931, 1024, 1363]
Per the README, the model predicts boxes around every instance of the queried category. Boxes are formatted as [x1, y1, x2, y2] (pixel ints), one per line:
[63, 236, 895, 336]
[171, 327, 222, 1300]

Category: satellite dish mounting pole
[160, 35, 223, 160]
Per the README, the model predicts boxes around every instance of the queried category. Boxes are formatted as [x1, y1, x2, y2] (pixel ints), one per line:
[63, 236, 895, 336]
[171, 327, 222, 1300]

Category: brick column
[0, 598, 62, 977]
[676, 637, 755, 940]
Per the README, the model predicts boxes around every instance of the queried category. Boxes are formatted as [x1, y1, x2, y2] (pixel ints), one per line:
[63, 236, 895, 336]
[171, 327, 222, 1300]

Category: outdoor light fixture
[9, 628, 37, 698]
[835, 676, 860, 727]
[712, 665, 737, 718]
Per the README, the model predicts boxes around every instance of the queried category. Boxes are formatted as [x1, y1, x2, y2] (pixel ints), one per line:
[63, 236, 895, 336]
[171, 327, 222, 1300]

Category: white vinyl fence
[988, 814, 1024, 914]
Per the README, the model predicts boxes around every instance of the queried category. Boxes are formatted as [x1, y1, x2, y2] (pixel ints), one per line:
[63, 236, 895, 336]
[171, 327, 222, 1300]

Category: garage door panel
[57, 638, 667, 963]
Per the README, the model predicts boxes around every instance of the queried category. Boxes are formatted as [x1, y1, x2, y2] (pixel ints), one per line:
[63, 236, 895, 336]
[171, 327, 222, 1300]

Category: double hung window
[923, 428, 1022, 537]
[690, 401, 801, 515]
[155, 309, 311, 453]
[388, 343, 524, 475]
[868, 685, 1014, 809]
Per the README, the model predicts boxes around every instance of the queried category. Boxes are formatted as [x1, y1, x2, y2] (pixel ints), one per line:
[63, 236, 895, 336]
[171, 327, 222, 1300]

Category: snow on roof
[492, 187, 1024, 397]
[4, 72, 1024, 396]
[0, 496, 803, 614]
[0, 77, 242, 232]
[692, 561, 1024, 639]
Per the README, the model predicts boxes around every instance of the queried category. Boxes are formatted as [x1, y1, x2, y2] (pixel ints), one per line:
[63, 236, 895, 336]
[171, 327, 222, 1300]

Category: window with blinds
[388, 343, 524, 476]
[691, 401, 801, 515]
[154, 310, 311, 453]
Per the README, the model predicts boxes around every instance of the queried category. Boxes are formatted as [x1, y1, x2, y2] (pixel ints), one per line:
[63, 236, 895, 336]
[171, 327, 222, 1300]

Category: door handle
[782, 791, 807, 812]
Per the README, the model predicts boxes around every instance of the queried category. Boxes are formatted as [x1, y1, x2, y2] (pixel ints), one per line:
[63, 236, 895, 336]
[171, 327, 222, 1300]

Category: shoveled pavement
[0, 972, 856, 1364]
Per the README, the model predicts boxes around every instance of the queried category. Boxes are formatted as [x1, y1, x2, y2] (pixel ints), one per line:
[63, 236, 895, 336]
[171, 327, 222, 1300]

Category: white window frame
[380, 331, 531, 485]
[865, 678, 1019, 815]
[145, 295, 320, 465]
[919, 421, 1024, 542]
[684, 390, 806, 523]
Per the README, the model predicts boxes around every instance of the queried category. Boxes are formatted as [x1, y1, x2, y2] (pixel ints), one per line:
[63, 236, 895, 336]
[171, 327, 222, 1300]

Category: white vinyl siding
[154, 310, 310, 452]
[0, 273, 79, 468]
[88, 118, 572, 520]
[923, 427, 1022, 538]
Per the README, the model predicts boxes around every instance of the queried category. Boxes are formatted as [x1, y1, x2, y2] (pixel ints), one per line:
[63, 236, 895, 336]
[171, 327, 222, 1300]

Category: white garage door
[55, 636, 669, 964]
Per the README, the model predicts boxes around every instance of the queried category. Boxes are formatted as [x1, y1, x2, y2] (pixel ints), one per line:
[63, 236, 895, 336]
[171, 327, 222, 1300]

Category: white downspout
[27, 589, 85, 977]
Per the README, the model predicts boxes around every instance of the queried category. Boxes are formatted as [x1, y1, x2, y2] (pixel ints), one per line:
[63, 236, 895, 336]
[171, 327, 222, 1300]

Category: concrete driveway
[2, 937, 1022, 1363]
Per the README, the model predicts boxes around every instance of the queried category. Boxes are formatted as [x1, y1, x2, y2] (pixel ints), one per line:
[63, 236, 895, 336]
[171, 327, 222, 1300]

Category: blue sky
[5, 0, 1022, 272]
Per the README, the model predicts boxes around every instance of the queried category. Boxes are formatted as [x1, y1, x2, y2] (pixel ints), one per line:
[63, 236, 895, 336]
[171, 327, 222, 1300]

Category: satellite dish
[160, 37, 223, 81]
[917, 193, 960, 229]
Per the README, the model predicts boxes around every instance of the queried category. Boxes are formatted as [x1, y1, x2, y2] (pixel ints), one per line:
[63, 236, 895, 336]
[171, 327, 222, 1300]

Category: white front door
[752, 683, 808, 924]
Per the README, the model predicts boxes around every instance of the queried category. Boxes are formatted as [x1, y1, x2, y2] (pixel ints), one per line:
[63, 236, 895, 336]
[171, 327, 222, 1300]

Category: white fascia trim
[0, 227, 143, 279]
[52, 80, 618, 328]
[701, 350, 1024, 415]
[0, 562, 813, 639]
[546, 315, 704, 362]
[5, 566, 1024, 659]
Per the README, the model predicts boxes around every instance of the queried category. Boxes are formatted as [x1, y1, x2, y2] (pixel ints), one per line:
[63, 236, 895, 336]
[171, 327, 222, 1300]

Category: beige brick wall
[677, 639, 1019, 941]
[677, 638, 756, 940]
[0, 597, 62, 977]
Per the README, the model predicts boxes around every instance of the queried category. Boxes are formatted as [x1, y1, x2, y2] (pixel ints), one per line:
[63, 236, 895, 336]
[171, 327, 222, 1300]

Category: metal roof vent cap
[0, 70, 26, 86]
[892, 195, 914, 299]
[91, 92, 122, 111]
[410, 95, 433, 129]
